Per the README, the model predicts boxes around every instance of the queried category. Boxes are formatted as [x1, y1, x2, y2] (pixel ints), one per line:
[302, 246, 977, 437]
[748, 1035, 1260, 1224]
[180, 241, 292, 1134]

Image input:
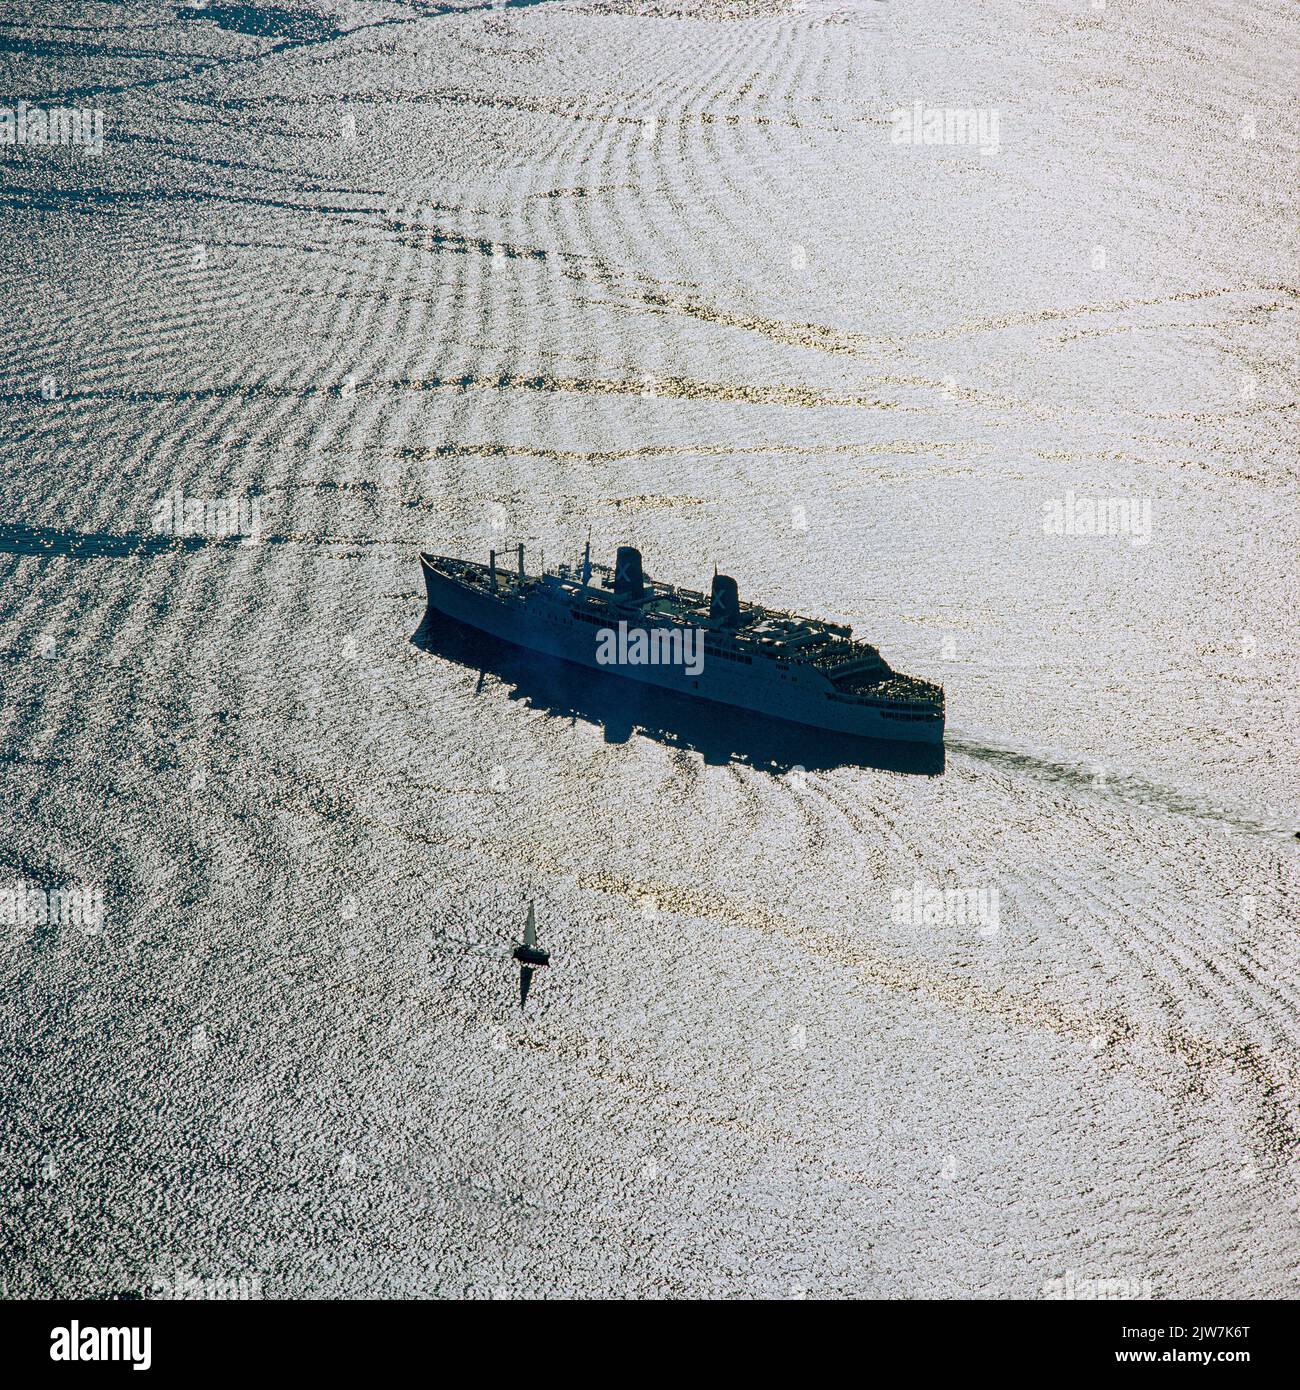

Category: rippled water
[2, 0, 1297, 1298]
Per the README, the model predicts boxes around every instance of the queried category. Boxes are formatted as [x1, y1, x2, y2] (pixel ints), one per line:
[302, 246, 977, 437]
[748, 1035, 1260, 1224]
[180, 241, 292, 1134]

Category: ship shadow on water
[412, 613, 944, 778]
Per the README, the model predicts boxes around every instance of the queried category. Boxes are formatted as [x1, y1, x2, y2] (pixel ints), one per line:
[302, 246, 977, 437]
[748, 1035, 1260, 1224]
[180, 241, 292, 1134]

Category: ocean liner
[419, 544, 944, 745]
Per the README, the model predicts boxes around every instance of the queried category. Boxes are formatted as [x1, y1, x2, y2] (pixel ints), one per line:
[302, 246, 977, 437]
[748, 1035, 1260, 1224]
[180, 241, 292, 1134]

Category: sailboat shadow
[411, 612, 944, 777]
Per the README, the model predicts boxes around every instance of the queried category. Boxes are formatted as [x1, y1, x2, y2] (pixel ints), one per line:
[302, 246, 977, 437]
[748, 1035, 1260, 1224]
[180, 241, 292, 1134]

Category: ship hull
[420, 555, 944, 746]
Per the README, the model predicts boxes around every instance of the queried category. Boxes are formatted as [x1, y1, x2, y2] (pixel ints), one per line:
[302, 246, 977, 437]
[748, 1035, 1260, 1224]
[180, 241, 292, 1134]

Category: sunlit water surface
[1, 0, 1297, 1297]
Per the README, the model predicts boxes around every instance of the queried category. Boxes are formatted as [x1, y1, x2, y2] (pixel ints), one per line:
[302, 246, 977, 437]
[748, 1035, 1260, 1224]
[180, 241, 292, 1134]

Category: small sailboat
[512, 900, 549, 1006]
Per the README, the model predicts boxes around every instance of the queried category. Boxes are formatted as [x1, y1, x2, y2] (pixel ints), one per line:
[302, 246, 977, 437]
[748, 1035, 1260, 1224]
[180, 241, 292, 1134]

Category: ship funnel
[614, 545, 644, 601]
[709, 572, 740, 627]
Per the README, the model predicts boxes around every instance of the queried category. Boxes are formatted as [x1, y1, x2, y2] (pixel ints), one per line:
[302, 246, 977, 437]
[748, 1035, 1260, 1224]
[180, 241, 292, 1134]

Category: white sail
[523, 900, 536, 948]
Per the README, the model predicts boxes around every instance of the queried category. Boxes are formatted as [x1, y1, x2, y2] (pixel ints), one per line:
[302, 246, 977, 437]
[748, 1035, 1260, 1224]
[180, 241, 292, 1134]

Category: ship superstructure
[419, 543, 944, 745]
